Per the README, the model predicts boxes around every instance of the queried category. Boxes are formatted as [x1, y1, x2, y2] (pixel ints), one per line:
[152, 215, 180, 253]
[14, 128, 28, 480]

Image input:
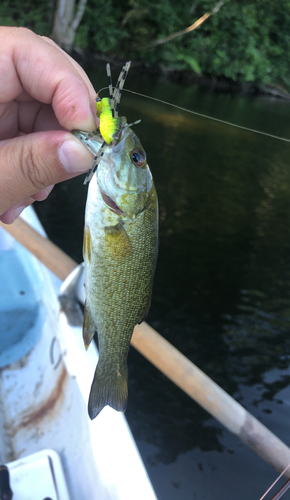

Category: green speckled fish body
[77, 124, 158, 419]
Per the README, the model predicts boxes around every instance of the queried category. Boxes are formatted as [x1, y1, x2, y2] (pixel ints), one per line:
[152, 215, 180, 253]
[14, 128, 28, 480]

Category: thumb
[0, 131, 93, 222]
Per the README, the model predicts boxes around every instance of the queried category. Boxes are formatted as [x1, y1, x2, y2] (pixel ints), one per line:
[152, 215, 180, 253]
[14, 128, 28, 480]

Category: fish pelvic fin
[83, 225, 92, 264]
[83, 301, 96, 350]
[88, 360, 128, 420]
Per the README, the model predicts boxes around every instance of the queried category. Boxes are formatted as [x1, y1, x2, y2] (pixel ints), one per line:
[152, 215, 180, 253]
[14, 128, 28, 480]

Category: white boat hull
[0, 207, 157, 500]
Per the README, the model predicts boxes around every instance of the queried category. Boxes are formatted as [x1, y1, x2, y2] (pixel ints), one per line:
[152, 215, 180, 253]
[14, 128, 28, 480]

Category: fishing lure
[82, 61, 140, 185]
[96, 97, 120, 145]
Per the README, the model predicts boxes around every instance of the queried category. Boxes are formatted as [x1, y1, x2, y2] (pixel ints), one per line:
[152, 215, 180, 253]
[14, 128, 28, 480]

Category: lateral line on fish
[97, 86, 290, 144]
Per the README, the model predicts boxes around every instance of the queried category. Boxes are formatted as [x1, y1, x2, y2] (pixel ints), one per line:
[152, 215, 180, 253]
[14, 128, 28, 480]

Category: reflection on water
[35, 67, 290, 499]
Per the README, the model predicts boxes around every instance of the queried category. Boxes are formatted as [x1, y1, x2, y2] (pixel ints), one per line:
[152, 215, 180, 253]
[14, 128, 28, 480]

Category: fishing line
[269, 478, 290, 500]
[259, 463, 290, 500]
[97, 86, 290, 144]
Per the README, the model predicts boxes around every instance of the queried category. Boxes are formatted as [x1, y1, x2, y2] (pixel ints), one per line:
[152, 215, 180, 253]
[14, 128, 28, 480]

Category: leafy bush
[2, 0, 290, 90]
[75, 0, 290, 90]
[0, 0, 51, 34]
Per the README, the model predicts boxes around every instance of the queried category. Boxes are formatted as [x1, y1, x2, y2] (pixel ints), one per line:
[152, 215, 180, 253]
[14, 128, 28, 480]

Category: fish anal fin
[83, 301, 96, 350]
[88, 361, 128, 419]
[83, 225, 92, 264]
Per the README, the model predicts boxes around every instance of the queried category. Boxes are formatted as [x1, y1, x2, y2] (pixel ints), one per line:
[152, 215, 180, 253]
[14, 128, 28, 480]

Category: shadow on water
[35, 66, 290, 499]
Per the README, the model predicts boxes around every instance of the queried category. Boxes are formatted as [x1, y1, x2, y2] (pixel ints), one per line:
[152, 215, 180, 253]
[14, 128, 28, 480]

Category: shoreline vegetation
[72, 48, 290, 100]
[1, 0, 290, 99]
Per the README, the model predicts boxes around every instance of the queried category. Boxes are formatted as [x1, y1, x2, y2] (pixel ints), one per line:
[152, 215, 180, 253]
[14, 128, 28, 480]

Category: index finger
[0, 27, 97, 131]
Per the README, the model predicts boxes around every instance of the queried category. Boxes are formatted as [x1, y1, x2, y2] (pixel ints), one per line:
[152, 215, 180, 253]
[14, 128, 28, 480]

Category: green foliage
[186, 0, 290, 89]
[2, 0, 290, 90]
[75, 0, 290, 90]
[0, 0, 51, 34]
[75, 0, 127, 52]
[176, 54, 201, 73]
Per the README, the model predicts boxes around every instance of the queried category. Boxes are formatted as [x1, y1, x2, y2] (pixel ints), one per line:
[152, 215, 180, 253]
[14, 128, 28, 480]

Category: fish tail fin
[88, 360, 128, 420]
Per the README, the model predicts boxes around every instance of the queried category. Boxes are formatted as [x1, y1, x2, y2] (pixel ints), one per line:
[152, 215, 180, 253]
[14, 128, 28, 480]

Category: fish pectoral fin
[105, 221, 132, 256]
[83, 301, 97, 350]
[88, 360, 128, 420]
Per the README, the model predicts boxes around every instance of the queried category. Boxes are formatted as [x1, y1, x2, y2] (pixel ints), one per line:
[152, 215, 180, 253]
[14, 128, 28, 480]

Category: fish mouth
[100, 188, 125, 216]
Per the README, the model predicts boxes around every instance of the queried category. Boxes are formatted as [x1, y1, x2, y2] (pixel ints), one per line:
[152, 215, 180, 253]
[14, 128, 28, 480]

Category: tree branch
[141, 0, 223, 50]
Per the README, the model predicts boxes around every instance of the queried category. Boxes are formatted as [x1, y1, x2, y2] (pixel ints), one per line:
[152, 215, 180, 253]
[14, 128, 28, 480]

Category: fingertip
[52, 75, 98, 132]
[0, 131, 92, 216]
[0, 201, 31, 225]
[9, 30, 98, 131]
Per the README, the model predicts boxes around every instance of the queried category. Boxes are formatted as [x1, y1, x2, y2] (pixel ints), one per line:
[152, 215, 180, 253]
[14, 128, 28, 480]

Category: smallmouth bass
[73, 62, 159, 419]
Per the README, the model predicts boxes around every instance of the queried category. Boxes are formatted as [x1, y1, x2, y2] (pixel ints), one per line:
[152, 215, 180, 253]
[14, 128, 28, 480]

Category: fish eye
[130, 148, 145, 167]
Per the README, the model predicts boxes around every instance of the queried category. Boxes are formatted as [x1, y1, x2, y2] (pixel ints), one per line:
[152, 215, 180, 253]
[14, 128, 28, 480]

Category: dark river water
[35, 66, 290, 500]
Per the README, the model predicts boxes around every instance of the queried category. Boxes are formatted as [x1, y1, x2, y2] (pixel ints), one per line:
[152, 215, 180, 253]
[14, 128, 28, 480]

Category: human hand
[0, 27, 97, 224]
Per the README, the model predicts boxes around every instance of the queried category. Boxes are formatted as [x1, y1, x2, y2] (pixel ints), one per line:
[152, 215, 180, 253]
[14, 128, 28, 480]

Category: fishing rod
[260, 463, 290, 500]
[269, 478, 290, 500]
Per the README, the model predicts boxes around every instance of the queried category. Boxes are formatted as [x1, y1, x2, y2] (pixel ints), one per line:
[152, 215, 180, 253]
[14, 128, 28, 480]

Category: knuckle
[41, 36, 58, 48]
[20, 142, 49, 190]
[15, 27, 34, 39]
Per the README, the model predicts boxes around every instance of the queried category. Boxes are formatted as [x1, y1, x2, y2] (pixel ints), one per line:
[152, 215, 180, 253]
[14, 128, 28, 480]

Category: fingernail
[13, 205, 26, 220]
[59, 138, 93, 173]
[0, 204, 27, 225]
[70, 110, 97, 133]
[44, 185, 54, 197]
[81, 111, 97, 132]
[31, 185, 54, 201]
